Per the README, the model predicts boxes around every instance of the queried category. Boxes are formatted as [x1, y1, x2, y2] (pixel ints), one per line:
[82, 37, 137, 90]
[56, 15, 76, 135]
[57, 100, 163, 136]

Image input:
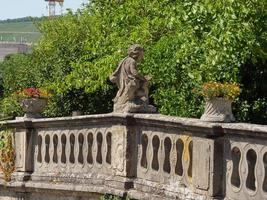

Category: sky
[0, 0, 88, 20]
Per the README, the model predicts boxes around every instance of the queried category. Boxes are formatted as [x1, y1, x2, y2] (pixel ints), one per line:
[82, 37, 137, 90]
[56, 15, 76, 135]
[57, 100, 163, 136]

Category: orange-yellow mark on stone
[180, 135, 193, 183]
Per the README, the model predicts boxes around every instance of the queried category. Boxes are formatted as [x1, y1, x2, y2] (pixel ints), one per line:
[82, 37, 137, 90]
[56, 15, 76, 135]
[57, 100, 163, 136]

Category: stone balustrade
[0, 113, 266, 200]
[223, 123, 267, 200]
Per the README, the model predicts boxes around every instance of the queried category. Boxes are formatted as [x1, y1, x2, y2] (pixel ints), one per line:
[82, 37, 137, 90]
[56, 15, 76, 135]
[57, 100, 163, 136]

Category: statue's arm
[129, 61, 146, 81]
[110, 59, 125, 84]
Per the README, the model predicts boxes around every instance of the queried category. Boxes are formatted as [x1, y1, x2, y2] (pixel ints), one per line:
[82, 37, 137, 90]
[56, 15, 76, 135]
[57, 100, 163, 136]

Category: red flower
[15, 87, 52, 99]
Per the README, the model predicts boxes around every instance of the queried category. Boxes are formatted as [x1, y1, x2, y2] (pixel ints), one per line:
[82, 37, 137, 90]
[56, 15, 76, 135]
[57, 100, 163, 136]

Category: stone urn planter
[20, 98, 47, 118]
[200, 97, 235, 122]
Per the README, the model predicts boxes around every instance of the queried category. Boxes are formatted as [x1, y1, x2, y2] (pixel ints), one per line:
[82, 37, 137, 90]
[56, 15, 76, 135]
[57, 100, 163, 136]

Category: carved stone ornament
[200, 97, 235, 122]
[20, 98, 47, 118]
[110, 44, 156, 113]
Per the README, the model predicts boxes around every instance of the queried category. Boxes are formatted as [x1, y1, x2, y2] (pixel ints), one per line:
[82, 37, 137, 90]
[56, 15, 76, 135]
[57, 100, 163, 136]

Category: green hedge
[0, 0, 266, 123]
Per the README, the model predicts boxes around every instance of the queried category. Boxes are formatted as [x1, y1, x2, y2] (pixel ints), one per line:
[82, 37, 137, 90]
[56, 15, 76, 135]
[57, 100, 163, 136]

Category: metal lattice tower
[48, 1, 56, 16]
[45, 0, 64, 17]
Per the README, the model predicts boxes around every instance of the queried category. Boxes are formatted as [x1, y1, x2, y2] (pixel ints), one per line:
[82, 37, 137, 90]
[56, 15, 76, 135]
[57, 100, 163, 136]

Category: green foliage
[234, 98, 267, 124]
[0, 0, 266, 123]
[0, 54, 40, 94]
[0, 54, 40, 118]
[0, 96, 23, 119]
[0, 129, 10, 150]
[0, 129, 15, 182]
[42, 88, 115, 117]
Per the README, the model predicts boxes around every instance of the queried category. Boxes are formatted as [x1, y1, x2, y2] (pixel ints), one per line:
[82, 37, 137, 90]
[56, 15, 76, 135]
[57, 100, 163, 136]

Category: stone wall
[0, 188, 100, 200]
[0, 42, 28, 60]
[0, 113, 266, 200]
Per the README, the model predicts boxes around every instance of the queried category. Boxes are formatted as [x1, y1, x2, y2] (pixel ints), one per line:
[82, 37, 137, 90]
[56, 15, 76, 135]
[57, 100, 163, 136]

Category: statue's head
[128, 44, 144, 61]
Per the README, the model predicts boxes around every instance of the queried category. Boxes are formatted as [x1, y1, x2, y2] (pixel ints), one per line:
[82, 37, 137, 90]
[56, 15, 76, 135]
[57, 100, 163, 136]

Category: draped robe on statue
[110, 56, 149, 112]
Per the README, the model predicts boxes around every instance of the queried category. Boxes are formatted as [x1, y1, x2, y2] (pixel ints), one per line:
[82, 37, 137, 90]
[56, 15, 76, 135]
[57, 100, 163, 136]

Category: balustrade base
[30, 172, 133, 191]
[128, 178, 208, 200]
[1, 172, 211, 200]
[0, 183, 101, 200]
[12, 172, 32, 182]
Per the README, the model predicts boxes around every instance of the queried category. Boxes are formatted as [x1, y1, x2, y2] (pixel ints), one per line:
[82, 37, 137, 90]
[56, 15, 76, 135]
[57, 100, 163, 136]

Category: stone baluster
[57, 132, 63, 166]
[40, 133, 46, 166]
[48, 133, 53, 165]
[146, 134, 153, 172]
[65, 132, 71, 166]
[87, 132, 94, 165]
[74, 132, 79, 165]
[53, 133, 59, 164]
[15, 192, 26, 200]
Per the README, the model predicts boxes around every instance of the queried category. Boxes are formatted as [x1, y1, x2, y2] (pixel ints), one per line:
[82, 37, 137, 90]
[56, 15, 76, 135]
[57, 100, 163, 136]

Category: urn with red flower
[15, 88, 51, 118]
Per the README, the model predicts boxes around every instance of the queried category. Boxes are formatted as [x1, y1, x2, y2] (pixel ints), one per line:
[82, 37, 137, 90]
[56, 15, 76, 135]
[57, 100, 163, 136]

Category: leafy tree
[0, 54, 40, 94]
[0, 54, 37, 118]
[0, 0, 266, 123]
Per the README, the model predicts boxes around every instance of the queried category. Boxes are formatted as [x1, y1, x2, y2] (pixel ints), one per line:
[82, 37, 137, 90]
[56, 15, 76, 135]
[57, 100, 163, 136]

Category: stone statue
[110, 44, 156, 113]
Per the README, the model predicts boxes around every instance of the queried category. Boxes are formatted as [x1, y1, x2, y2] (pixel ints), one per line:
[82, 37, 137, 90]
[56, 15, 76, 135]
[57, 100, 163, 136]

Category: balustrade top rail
[3, 113, 267, 137]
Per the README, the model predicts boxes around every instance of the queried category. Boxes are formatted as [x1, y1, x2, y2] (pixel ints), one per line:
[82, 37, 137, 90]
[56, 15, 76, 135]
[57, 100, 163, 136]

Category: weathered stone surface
[224, 135, 267, 200]
[0, 113, 266, 200]
[0, 187, 100, 200]
[110, 44, 156, 113]
[193, 138, 210, 191]
[20, 98, 47, 119]
[0, 190, 17, 200]
[201, 97, 235, 122]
